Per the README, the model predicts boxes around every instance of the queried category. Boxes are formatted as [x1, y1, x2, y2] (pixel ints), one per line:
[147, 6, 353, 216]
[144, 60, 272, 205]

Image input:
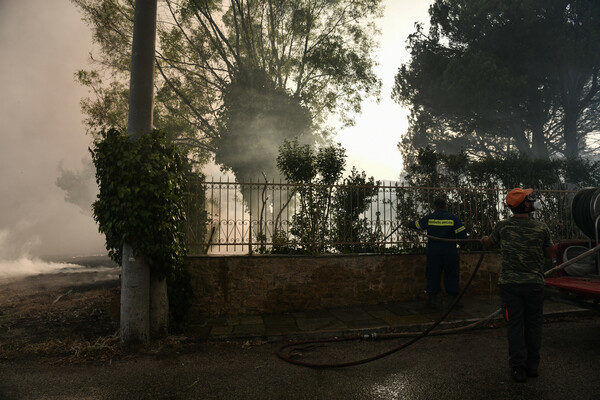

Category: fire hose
[277, 234, 488, 369]
[544, 243, 600, 277]
[277, 235, 600, 369]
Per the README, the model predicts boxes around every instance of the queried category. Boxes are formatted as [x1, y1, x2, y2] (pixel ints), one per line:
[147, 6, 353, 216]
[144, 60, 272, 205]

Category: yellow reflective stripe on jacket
[455, 226, 466, 234]
[428, 219, 454, 227]
[415, 221, 422, 229]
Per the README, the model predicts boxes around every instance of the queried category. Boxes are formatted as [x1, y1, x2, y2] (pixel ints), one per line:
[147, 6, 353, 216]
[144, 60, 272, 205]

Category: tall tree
[392, 0, 600, 164]
[72, 0, 383, 180]
[545, 0, 600, 157]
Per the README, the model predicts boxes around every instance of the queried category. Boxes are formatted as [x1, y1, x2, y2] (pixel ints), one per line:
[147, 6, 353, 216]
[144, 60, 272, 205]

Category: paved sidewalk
[188, 294, 588, 342]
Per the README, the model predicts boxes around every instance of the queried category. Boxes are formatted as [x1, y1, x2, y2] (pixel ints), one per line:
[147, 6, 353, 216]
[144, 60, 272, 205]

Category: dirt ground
[0, 257, 124, 363]
[0, 256, 225, 365]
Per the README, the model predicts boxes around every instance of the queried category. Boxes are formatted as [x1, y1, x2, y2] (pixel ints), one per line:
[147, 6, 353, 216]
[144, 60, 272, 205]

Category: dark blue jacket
[408, 209, 467, 250]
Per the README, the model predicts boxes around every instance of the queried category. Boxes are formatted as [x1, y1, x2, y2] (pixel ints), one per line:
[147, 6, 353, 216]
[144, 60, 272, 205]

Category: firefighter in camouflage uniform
[481, 188, 553, 383]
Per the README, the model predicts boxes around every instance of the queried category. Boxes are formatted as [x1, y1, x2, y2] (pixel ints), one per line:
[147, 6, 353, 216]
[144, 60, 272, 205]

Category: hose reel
[571, 187, 600, 240]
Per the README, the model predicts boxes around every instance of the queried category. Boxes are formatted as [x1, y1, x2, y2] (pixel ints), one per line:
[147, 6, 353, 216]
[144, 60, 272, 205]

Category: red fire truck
[544, 188, 600, 312]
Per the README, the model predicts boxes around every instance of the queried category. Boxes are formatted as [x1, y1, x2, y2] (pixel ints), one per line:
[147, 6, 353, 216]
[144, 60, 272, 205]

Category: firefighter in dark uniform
[407, 197, 467, 308]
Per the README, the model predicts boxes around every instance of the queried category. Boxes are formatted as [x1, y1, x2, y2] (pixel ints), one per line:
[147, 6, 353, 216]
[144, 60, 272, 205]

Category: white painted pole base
[120, 243, 150, 347]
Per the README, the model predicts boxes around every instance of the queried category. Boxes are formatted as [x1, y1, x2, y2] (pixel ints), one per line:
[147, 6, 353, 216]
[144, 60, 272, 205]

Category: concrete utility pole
[121, 0, 165, 347]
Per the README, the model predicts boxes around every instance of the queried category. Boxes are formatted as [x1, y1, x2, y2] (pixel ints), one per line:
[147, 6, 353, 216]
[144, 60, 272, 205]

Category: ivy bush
[90, 128, 192, 330]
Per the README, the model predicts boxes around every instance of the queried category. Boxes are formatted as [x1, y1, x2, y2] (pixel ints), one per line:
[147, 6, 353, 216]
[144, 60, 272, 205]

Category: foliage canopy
[270, 139, 380, 253]
[72, 0, 383, 180]
[402, 147, 600, 190]
[393, 0, 600, 164]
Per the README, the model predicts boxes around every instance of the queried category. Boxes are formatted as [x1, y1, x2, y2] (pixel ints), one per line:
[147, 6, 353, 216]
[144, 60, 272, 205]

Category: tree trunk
[531, 123, 549, 159]
[563, 110, 579, 159]
[122, 0, 161, 348]
[512, 129, 532, 157]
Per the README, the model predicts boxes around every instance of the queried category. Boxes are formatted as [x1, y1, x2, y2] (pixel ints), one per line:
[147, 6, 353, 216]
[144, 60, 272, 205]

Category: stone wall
[186, 252, 502, 318]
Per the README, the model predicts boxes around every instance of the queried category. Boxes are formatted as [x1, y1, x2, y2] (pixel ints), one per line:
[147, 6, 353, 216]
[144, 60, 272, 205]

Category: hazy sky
[338, 0, 431, 181]
[0, 0, 432, 259]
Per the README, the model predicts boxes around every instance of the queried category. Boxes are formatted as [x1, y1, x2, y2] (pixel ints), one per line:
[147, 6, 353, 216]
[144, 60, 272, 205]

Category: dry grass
[0, 271, 201, 364]
[0, 271, 121, 363]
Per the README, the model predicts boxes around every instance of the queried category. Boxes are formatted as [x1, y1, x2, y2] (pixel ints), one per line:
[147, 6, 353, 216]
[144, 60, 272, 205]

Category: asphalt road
[1, 314, 598, 400]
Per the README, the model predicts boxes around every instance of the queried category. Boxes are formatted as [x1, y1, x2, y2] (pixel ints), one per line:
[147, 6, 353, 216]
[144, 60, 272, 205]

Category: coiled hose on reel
[571, 187, 600, 240]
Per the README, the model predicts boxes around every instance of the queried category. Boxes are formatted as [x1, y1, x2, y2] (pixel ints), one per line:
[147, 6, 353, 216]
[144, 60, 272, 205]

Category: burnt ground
[0, 256, 123, 362]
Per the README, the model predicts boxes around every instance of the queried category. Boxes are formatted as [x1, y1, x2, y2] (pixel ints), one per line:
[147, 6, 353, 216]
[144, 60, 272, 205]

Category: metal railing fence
[185, 178, 584, 255]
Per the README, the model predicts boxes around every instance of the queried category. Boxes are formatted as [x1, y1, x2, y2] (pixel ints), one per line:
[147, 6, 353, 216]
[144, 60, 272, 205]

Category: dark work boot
[511, 367, 527, 383]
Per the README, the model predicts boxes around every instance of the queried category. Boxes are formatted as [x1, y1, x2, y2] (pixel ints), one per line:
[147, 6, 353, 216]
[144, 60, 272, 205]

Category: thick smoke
[56, 158, 98, 216]
[0, 0, 105, 261]
[0, 228, 82, 278]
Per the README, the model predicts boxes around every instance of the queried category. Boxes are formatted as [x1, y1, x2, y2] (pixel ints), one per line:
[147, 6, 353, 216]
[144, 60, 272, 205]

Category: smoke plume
[0, 0, 105, 260]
